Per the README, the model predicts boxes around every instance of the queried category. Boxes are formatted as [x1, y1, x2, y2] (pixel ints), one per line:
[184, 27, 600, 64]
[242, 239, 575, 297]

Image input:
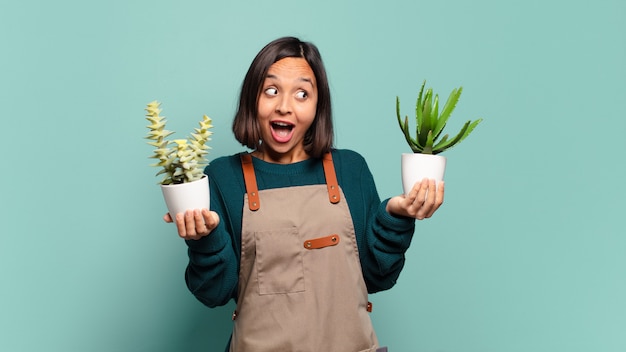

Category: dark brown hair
[232, 37, 333, 158]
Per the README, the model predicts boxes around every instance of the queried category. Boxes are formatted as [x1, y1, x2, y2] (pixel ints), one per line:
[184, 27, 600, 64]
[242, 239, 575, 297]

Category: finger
[417, 179, 437, 219]
[421, 181, 444, 218]
[194, 209, 208, 234]
[185, 210, 199, 237]
[175, 213, 187, 238]
[202, 209, 220, 231]
[413, 178, 429, 207]
[427, 179, 437, 206]
[436, 181, 445, 206]
[405, 179, 424, 206]
[163, 213, 173, 223]
[424, 181, 445, 218]
[403, 184, 416, 205]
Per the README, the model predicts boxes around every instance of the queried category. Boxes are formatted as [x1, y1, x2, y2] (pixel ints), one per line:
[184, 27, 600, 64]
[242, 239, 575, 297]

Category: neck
[253, 148, 309, 164]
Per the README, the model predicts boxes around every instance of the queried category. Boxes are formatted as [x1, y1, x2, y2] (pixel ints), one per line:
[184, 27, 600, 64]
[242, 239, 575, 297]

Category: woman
[165, 36, 444, 352]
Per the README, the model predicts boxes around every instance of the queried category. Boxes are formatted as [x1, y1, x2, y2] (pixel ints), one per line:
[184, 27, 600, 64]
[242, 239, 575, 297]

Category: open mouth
[270, 121, 295, 142]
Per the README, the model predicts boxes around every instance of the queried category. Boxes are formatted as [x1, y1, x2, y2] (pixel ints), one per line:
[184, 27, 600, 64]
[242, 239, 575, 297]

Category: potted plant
[396, 80, 482, 194]
[145, 101, 214, 221]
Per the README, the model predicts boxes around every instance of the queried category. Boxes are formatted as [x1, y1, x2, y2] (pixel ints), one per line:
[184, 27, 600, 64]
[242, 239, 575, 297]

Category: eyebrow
[265, 74, 315, 87]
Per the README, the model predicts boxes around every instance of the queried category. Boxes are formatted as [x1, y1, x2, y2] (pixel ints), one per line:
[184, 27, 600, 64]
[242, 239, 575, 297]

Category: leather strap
[240, 153, 260, 211]
[303, 234, 340, 249]
[240, 152, 339, 210]
[322, 153, 340, 204]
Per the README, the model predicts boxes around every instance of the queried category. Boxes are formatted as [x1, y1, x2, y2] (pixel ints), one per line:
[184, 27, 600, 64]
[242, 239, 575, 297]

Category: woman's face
[256, 57, 318, 164]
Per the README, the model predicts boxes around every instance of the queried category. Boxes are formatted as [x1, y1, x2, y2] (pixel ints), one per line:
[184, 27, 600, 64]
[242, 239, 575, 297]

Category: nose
[275, 96, 292, 115]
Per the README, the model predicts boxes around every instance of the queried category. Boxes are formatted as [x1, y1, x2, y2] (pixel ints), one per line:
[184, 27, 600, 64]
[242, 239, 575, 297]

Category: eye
[264, 87, 278, 96]
[295, 90, 308, 99]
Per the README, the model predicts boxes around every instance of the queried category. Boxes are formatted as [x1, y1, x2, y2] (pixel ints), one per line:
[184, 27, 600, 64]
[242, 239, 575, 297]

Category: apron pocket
[254, 227, 305, 295]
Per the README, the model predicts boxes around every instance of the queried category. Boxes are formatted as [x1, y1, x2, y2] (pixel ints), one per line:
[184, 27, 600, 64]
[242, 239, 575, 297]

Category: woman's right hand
[386, 178, 444, 220]
[163, 209, 220, 240]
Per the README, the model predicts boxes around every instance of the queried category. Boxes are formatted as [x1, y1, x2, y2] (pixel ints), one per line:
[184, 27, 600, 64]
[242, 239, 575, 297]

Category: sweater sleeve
[183, 157, 242, 308]
[335, 150, 416, 293]
[364, 198, 416, 292]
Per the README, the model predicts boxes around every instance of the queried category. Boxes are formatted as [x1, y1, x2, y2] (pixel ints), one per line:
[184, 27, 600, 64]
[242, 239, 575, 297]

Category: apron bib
[229, 153, 378, 352]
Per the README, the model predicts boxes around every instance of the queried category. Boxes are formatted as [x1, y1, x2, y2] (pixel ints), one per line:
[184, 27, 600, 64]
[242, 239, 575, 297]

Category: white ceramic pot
[160, 175, 210, 220]
[401, 153, 446, 195]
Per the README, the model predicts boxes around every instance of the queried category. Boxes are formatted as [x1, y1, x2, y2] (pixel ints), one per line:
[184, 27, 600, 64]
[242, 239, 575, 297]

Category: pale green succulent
[145, 101, 213, 185]
[396, 80, 482, 155]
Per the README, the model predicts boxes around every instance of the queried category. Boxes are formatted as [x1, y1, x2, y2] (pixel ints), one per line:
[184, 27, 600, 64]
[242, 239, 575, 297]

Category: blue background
[1, 0, 625, 351]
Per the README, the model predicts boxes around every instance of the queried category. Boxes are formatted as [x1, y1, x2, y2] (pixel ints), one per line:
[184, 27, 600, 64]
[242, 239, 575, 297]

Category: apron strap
[240, 153, 260, 211]
[240, 152, 340, 210]
[322, 153, 340, 204]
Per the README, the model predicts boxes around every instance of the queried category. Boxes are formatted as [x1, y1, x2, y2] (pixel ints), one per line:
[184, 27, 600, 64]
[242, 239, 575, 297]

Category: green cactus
[396, 80, 482, 155]
[145, 101, 213, 185]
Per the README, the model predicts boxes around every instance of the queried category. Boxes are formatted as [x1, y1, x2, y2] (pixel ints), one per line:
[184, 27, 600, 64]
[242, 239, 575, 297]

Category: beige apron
[229, 153, 378, 352]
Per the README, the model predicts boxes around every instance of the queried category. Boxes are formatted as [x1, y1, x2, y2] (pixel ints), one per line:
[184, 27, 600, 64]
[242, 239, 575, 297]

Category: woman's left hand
[386, 178, 445, 220]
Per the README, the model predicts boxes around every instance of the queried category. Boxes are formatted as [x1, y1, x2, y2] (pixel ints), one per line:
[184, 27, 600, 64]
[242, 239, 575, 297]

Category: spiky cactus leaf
[434, 87, 462, 138]
[395, 81, 481, 155]
[432, 120, 472, 154]
[147, 140, 170, 148]
[431, 118, 483, 154]
[146, 101, 214, 184]
[422, 131, 435, 154]
[396, 97, 409, 142]
[430, 93, 440, 130]
[146, 120, 167, 130]
[402, 114, 420, 152]
[155, 169, 169, 176]
[415, 81, 426, 133]
[418, 88, 434, 147]
[398, 96, 425, 152]
[458, 118, 483, 144]
[145, 129, 174, 139]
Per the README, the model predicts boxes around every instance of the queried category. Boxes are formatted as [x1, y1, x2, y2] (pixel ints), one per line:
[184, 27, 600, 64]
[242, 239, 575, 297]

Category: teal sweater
[185, 149, 416, 308]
